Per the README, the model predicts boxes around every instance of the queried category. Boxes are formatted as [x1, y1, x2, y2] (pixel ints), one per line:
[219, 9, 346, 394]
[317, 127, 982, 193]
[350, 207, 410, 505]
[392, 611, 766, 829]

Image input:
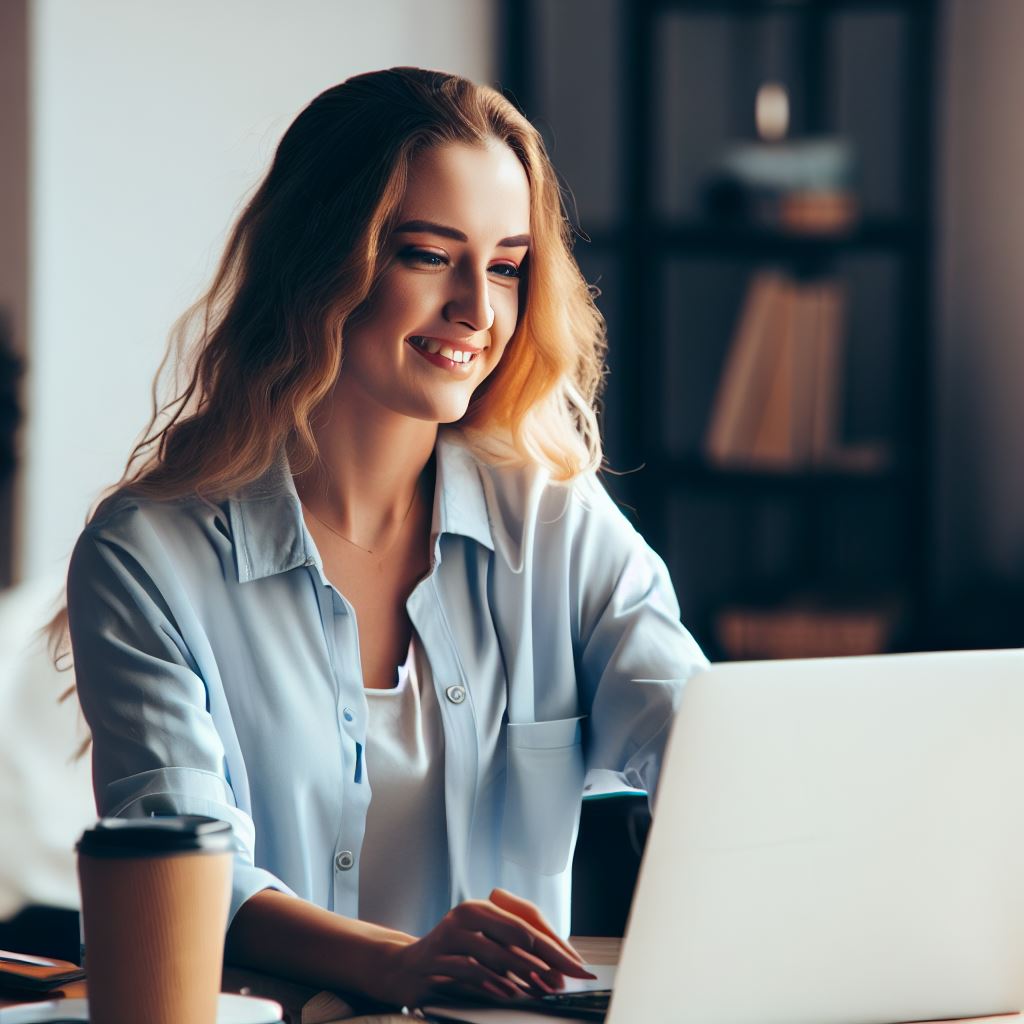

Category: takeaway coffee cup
[77, 815, 234, 1024]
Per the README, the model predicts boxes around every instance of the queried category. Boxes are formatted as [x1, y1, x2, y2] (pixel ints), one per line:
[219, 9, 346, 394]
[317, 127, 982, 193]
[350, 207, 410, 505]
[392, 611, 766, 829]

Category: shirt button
[343, 708, 354, 722]
[445, 684, 466, 705]
[335, 850, 354, 871]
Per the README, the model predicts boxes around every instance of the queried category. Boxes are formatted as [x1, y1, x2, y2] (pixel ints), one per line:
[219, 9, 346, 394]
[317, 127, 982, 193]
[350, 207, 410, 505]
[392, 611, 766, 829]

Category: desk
[1, 938, 1020, 1024]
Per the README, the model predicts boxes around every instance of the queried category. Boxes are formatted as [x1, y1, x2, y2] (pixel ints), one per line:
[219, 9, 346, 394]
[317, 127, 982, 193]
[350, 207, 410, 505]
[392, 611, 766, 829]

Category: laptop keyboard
[531, 988, 612, 1020]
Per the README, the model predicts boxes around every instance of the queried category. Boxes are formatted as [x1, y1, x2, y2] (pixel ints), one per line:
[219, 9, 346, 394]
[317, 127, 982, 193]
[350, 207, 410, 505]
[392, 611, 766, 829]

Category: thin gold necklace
[301, 484, 420, 558]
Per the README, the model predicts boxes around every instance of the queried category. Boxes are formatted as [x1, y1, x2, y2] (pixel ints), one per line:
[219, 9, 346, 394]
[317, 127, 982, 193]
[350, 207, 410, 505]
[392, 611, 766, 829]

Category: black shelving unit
[502, 0, 937, 658]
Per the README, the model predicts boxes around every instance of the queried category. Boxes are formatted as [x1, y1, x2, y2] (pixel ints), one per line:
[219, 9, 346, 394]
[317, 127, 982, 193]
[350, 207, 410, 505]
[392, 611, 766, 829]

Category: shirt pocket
[501, 715, 586, 876]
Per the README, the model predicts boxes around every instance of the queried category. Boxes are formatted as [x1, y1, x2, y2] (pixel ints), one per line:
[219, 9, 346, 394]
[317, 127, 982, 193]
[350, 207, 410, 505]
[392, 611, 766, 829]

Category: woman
[63, 67, 706, 1009]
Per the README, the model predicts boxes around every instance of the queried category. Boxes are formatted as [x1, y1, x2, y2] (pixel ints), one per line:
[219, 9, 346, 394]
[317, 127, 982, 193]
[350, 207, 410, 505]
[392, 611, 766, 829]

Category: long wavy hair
[50, 67, 607, 678]
[124, 66, 604, 500]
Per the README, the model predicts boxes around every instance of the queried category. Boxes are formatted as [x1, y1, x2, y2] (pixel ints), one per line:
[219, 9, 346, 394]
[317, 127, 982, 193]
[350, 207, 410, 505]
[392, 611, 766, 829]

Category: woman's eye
[489, 262, 521, 279]
[399, 248, 520, 279]
[402, 249, 448, 268]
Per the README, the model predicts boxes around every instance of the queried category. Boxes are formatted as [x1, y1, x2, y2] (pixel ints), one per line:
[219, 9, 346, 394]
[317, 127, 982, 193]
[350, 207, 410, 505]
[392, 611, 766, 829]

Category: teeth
[410, 337, 479, 364]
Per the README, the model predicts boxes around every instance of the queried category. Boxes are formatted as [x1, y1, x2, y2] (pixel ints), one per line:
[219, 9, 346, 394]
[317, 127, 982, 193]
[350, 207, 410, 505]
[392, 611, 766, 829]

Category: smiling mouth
[407, 336, 485, 365]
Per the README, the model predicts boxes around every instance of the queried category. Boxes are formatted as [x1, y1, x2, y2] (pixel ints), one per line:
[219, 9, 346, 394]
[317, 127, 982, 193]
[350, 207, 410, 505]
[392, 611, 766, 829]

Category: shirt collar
[227, 427, 494, 584]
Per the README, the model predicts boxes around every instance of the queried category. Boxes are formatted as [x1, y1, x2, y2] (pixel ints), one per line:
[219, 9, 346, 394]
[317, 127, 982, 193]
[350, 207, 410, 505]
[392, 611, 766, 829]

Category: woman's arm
[226, 887, 594, 1008]
[67, 511, 292, 923]
[572, 477, 709, 804]
[225, 889, 410, 1001]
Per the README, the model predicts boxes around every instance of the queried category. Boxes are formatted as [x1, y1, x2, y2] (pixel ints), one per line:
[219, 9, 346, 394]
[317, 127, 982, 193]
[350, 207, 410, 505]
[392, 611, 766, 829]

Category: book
[810, 281, 846, 461]
[703, 272, 870, 471]
[793, 282, 824, 463]
[715, 601, 899, 660]
[704, 273, 784, 463]
[748, 280, 798, 465]
[0, 949, 85, 993]
[778, 189, 859, 235]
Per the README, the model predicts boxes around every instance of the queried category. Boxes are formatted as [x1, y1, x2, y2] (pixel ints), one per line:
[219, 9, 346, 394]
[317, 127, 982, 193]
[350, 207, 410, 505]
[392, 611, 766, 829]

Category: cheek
[387, 272, 431, 309]
[487, 317, 517, 370]
[355, 270, 429, 335]
[494, 288, 521, 343]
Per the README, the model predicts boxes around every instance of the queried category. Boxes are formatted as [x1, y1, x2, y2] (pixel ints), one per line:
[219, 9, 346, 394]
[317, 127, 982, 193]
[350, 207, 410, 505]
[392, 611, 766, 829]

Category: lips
[407, 335, 485, 366]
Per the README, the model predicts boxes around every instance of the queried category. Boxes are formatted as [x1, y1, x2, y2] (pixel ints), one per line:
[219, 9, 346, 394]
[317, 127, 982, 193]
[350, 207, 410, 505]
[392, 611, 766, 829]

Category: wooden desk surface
[2, 938, 1020, 1023]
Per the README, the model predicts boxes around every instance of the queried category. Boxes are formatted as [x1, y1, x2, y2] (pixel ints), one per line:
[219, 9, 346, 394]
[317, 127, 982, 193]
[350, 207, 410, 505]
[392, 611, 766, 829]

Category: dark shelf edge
[644, 456, 907, 491]
[577, 219, 926, 255]
[650, 0, 935, 14]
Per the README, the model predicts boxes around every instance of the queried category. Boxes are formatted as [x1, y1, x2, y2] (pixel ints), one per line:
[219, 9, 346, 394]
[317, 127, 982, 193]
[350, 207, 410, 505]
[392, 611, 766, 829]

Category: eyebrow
[394, 219, 531, 249]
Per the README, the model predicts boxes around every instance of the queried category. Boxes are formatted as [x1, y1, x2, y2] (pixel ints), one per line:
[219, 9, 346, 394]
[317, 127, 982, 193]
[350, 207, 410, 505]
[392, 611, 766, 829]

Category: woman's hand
[376, 887, 597, 1009]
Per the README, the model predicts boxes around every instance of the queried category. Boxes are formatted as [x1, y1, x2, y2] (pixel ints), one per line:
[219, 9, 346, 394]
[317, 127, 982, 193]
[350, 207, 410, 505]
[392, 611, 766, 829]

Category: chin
[391, 393, 473, 426]
[430, 401, 475, 425]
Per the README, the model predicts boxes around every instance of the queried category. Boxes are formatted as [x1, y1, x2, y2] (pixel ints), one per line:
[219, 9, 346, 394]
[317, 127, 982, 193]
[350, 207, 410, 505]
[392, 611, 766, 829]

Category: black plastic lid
[77, 816, 234, 858]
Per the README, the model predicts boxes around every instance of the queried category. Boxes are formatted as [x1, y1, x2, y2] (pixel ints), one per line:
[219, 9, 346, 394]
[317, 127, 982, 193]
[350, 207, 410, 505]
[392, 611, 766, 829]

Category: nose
[444, 266, 495, 333]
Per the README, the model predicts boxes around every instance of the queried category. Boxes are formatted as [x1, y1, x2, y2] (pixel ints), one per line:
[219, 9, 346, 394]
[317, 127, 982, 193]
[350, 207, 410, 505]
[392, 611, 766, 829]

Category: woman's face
[338, 139, 531, 425]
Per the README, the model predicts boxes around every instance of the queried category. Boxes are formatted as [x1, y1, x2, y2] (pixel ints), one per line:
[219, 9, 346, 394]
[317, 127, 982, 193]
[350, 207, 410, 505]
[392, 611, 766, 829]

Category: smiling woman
[56, 68, 706, 1012]
[333, 141, 529, 428]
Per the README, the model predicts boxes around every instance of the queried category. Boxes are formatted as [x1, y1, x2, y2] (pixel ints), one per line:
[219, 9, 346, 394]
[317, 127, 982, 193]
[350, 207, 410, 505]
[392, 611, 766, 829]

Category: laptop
[427, 648, 1024, 1024]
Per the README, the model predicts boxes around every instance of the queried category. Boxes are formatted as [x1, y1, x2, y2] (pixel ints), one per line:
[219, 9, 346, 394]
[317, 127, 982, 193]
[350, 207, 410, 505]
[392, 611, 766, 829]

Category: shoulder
[441, 429, 642, 570]
[70, 488, 232, 593]
[84, 488, 227, 550]
[450, 435, 686, 638]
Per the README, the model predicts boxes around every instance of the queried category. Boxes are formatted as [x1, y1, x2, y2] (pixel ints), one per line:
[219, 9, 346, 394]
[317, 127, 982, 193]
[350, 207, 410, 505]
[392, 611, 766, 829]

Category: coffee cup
[77, 815, 234, 1024]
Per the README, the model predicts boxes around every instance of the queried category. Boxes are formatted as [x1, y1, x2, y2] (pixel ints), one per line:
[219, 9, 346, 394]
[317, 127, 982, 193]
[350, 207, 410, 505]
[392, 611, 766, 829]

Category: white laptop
[430, 648, 1024, 1024]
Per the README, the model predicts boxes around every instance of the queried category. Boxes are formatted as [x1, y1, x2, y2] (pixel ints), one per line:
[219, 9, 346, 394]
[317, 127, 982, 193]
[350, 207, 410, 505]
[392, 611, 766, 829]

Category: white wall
[22, 0, 496, 580]
[934, 0, 1024, 596]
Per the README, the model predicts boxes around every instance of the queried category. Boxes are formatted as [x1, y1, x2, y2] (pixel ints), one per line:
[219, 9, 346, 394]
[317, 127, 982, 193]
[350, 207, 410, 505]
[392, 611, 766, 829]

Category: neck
[292, 387, 438, 548]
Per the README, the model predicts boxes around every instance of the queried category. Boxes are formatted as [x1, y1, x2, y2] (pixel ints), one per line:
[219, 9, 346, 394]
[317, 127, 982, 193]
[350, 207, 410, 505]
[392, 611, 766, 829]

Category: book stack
[715, 600, 899, 661]
[704, 271, 869, 469]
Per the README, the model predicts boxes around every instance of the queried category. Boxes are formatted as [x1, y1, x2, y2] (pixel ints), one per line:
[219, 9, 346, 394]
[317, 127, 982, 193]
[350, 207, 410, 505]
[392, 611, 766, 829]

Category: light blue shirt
[67, 429, 707, 938]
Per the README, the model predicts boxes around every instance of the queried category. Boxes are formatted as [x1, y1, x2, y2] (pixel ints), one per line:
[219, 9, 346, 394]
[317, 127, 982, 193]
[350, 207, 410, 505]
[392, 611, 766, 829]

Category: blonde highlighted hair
[119, 66, 606, 500]
[51, 67, 607, 677]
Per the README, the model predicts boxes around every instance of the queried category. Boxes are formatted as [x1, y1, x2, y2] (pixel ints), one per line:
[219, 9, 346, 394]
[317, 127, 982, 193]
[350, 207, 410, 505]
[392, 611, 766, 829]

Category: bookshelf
[501, 0, 936, 659]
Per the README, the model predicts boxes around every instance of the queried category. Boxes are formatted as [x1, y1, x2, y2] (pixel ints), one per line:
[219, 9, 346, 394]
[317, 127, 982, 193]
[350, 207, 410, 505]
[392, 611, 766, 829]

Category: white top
[358, 636, 450, 935]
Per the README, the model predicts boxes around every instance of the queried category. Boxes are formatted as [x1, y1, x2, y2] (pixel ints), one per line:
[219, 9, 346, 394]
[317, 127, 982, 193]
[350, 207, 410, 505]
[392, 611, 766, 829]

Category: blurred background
[504, 0, 1024, 660]
[0, 0, 1022, 959]
[3, 0, 1022, 665]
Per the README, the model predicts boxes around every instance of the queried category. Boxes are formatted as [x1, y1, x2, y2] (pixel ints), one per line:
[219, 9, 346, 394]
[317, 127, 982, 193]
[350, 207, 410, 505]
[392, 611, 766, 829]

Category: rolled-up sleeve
[67, 513, 293, 927]
[573, 481, 709, 807]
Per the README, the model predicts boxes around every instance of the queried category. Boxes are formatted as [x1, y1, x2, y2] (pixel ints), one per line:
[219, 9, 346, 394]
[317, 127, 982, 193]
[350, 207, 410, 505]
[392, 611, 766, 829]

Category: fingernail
[530, 970, 556, 994]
